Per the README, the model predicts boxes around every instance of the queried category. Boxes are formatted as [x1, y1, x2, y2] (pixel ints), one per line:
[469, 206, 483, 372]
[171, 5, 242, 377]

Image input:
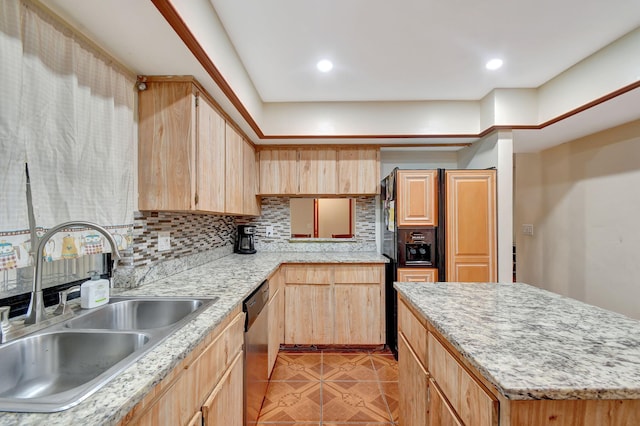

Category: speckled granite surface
[0, 252, 386, 425]
[395, 281, 640, 401]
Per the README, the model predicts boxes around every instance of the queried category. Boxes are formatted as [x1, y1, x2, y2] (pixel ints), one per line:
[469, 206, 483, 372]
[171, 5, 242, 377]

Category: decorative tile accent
[271, 353, 324, 381]
[258, 381, 323, 422]
[322, 381, 391, 423]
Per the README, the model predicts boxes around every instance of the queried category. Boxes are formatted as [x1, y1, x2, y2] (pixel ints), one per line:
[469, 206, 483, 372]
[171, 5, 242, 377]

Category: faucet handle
[54, 286, 81, 316]
[0, 306, 13, 343]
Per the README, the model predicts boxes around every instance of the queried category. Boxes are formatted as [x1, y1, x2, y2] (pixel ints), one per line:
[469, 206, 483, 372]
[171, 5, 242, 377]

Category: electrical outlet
[522, 224, 534, 236]
[158, 231, 171, 251]
[265, 226, 274, 237]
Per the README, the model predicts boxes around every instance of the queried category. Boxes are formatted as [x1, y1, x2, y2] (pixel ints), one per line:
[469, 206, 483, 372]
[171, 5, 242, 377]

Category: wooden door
[258, 148, 298, 194]
[196, 93, 225, 213]
[138, 81, 196, 211]
[445, 170, 497, 282]
[243, 139, 261, 215]
[429, 379, 464, 426]
[333, 265, 383, 344]
[225, 123, 244, 214]
[337, 147, 380, 195]
[397, 268, 438, 282]
[298, 148, 337, 194]
[398, 333, 429, 426]
[201, 351, 244, 426]
[397, 170, 438, 227]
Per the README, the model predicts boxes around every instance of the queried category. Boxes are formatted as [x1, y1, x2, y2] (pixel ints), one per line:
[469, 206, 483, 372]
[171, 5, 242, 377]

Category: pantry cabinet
[445, 169, 497, 282]
[397, 170, 438, 227]
[119, 308, 245, 426]
[283, 263, 385, 345]
[138, 77, 260, 216]
[258, 147, 379, 196]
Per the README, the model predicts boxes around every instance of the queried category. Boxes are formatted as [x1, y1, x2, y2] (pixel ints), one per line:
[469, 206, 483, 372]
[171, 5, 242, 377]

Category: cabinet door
[397, 170, 438, 227]
[445, 170, 497, 282]
[202, 351, 244, 426]
[258, 148, 298, 194]
[243, 139, 261, 216]
[225, 123, 244, 214]
[333, 265, 383, 344]
[429, 379, 463, 426]
[196, 93, 225, 213]
[268, 287, 281, 377]
[397, 268, 438, 282]
[298, 148, 337, 194]
[337, 148, 380, 195]
[138, 81, 196, 211]
[284, 283, 333, 344]
[398, 332, 429, 426]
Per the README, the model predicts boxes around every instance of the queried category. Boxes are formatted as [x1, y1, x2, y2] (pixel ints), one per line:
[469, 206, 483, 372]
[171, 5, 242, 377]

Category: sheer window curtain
[0, 0, 136, 271]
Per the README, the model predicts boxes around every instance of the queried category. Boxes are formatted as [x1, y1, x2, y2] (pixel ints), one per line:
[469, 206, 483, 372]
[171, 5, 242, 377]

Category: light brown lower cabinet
[201, 350, 244, 426]
[268, 284, 284, 376]
[186, 411, 202, 426]
[119, 309, 245, 426]
[429, 378, 463, 426]
[397, 267, 438, 283]
[398, 332, 429, 426]
[283, 263, 385, 345]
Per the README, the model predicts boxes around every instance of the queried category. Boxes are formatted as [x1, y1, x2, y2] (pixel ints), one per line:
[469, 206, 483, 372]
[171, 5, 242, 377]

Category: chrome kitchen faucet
[24, 221, 121, 325]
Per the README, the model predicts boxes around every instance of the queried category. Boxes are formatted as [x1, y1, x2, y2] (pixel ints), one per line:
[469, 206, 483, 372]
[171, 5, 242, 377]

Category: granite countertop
[0, 252, 387, 425]
[395, 281, 640, 401]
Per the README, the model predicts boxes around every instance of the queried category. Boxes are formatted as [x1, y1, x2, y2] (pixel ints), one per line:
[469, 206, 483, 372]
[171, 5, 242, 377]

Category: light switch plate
[522, 224, 534, 236]
[158, 231, 171, 251]
[265, 226, 274, 237]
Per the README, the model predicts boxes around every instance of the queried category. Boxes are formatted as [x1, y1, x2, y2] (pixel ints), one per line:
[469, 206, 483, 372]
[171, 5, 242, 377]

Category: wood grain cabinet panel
[242, 137, 261, 216]
[429, 379, 463, 426]
[337, 147, 380, 195]
[284, 283, 333, 344]
[334, 283, 382, 344]
[196, 93, 226, 213]
[398, 333, 430, 426]
[397, 170, 438, 227]
[397, 268, 438, 283]
[428, 332, 498, 426]
[445, 170, 497, 282]
[225, 123, 244, 215]
[285, 265, 333, 284]
[298, 148, 337, 194]
[398, 298, 428, 367]
[201, 351, 244, 426]
[258, 148, 298, 194]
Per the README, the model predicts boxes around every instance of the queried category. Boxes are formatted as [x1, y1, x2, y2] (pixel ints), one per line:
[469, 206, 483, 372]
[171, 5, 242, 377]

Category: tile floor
[257, 349, 399, 425]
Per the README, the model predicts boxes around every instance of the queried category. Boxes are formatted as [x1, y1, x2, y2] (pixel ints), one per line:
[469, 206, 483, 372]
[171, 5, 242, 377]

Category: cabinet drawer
[285, 265, 332, 284]
[334, 264, 382, 284]
[398, 298, 428, 367]
[428, 333, 498, 426]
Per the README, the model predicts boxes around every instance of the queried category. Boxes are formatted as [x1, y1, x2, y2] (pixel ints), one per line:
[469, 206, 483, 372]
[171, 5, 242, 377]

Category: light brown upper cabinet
[337, 147, 380, 195]
[298, 148, 337, 195]
[138, 77, 260, 216]
[445, 169, 497, 282]
[258, 148, 299, 195]
[258, 146, 379, 196]
[243, 139, 261, 216]
[397, 170, 438, 227]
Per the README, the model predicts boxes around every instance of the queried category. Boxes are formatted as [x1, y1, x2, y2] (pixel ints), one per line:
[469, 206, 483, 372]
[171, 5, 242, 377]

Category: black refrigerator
[380, 168, 445, 357]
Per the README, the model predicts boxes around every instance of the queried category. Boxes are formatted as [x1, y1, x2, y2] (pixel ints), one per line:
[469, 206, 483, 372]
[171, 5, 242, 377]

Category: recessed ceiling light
[486, 58, 503, 70]
[317, 59, 333, 73]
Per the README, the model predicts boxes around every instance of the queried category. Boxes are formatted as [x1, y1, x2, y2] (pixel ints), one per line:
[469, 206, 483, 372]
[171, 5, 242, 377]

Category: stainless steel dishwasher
[243, 279, 269, 425]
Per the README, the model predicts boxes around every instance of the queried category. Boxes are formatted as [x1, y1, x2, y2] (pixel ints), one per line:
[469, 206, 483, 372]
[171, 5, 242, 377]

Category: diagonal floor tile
[371, 354, 399, 382]
[322, 353, 377, 382]
[258, 381, 322, 423]
[270, 353, 323, 381]
[322, 381, 393, 423]
[379, 381, 400, 423]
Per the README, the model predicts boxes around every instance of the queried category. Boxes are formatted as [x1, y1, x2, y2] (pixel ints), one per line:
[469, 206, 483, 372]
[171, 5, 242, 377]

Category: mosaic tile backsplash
[238, 196, 378, 252]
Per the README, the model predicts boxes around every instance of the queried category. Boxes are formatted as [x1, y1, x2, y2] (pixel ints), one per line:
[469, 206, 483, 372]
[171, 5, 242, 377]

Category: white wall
[380, 150, 459, 178]
[514, 119, 640, 319]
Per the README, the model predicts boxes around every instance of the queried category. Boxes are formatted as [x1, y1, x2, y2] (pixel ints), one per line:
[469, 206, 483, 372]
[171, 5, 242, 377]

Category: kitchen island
[0, 252, 387, 425]
[395, 281, 640, 425]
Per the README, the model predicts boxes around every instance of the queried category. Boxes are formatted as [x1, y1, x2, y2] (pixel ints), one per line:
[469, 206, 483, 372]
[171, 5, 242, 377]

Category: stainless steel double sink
[0, 296, 218, 413]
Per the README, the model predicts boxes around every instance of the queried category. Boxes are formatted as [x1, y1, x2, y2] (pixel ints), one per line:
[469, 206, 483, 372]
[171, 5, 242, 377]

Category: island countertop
[0, 252, 387, 425]
[394, 281, 640, 401]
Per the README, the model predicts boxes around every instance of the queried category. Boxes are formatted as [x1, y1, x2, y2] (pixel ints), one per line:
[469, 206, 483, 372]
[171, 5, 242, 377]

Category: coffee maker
[235, 225, 256, 254]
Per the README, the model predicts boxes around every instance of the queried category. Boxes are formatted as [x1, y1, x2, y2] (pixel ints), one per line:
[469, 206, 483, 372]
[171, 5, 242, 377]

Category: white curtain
[0, 0, 135, 269]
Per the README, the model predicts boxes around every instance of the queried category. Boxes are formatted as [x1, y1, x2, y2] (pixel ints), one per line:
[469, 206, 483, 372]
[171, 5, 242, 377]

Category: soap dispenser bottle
[81, 271, 110, 309]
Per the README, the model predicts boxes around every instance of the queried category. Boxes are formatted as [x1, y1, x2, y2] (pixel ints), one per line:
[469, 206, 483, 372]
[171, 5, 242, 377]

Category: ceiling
[39, 0, 640, 152]
[210, 0, 640, 102]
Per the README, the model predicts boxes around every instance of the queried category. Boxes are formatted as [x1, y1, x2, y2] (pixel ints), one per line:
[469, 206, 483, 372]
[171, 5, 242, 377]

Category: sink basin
[64, 297, 217, 330]
[0, 331, 149, 412]
[0, 296, 218, 412]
